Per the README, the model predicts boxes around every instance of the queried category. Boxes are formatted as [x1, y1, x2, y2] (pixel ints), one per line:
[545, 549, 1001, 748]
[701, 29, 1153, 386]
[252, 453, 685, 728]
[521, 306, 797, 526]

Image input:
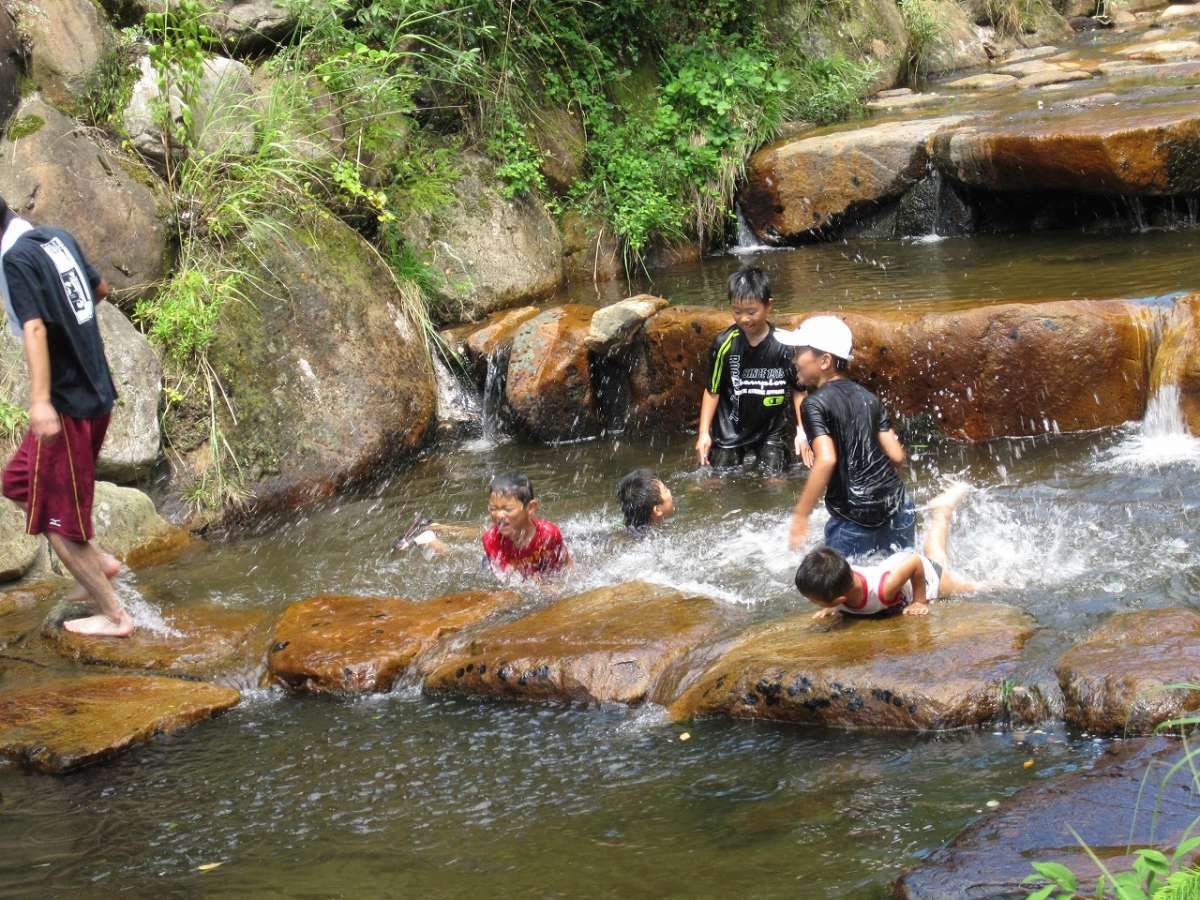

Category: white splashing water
[729, 203, 776, 255]
[1099, 385, 1200, 471]
[115, 581, 181, 636]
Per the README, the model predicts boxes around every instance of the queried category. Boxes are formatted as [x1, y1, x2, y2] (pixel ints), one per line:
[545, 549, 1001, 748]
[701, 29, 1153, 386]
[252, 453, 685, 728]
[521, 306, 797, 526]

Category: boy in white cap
[776, 316, 914, 559]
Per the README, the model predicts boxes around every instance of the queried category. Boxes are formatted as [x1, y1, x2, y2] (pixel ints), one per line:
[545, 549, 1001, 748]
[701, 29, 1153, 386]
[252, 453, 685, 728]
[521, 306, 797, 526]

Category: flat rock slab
[48, 603, 270, 679]
[423, 582, 744, 707]
[1020, 67, 1095, 88]
[867, 92, 944, 112]
[1056, 608, 1200, 734]
[669, 603, 1044, 731]
[894, 737, 1200, 898]
[268, 591, 521, 693]
[0, 675, 239, 774]
[943, 73, 1019, 91]
[1117, 39, 1200, 62]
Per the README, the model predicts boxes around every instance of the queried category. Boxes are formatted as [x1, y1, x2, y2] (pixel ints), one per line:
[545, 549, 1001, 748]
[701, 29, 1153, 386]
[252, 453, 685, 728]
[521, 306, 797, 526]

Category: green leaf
[1031, 862, 1078, 890]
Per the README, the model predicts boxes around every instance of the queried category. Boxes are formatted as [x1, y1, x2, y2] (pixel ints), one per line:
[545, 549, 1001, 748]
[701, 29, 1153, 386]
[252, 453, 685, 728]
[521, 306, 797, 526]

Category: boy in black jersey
[695, 267, 808, 475]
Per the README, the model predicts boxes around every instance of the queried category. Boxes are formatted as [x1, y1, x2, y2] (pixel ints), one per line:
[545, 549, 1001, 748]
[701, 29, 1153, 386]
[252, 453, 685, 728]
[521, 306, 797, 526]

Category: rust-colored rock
[0, 675, 240, 774]
[268, 590, 520, 693]
[0, 582, 59, 649]
[894, 738, 1199, 898]
[459, 305, 541, 383]
[505, 305, 600, 441]
[1150, 292, 1200, 434]
[669, 603, 1045, 731]
[1056, 608, 1200, 734]
[932, 86, 1200, 196]
[48, 604, 270, 679]
[739, 115, 967, 243]
[423, 582, 744, 707]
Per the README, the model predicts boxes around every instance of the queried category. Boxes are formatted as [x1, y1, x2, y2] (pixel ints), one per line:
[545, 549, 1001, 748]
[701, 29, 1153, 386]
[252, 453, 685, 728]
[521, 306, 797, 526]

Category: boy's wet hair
[489, 471, 534, 506]
[616, 468, 663, 528]
[794, 546, 854, 602]
[728, 266, 771, 305]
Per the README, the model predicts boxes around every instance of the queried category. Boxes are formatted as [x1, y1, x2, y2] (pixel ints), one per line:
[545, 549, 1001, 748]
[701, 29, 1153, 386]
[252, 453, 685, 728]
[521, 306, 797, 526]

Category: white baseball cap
[775, 316, 853, 360]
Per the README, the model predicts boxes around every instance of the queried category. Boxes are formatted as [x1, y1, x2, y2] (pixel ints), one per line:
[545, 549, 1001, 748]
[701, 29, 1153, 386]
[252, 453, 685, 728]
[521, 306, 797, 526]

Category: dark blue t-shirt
[3, 227, 116, 418]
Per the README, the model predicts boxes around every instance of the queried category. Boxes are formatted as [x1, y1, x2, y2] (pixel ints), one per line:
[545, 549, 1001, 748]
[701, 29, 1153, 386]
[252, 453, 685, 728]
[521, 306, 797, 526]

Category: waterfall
[432, 353, 480, 434]
[730, 203, 773, 254]
[481, 349, 507, 442]
[1099, 384, 1200, 470]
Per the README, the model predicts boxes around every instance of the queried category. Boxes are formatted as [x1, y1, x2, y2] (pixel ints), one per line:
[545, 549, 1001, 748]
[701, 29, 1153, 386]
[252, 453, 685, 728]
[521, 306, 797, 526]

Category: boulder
[739, 115, 968, 242]
[399, 153, 564, 322]
[0, 501, 44, 583]
[561, 210, 624, 285]
[0, 674, 239, 773]
[124, 54, 258, 161]
[531, 106, 585, 193]
[0, 98, 171, 299]
[267, 590, 520, 693]
[1116, 39, 1200, 62]
[504, 305, 599, 441]
[91, 482, 192, 567]
[12, 0, 110, 112]
[932, 84, 1200, 196]
[459, 305, 541, 383]
[206, 0, 297, 52]
[585, 295, 669, 355]
[1150, 293, 1200, 434]
[894, 738, 1200, 898]
[669, 603, 1045, 731]
[47, 602, 269, 678]
[0, 5, 22, 131]
[176, 210, 437, 517]
[0, 304, 162, 483]
[1056, 608, 1200, 734]
[918, 0, 992, 76]
[423, 582, 745, 707]
[1159, 4, 1200, 23]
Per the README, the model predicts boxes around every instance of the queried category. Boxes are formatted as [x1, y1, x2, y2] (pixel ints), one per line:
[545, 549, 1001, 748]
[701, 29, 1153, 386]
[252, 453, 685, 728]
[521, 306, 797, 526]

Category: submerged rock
[0, 98, 171, 299]
[423, 582, 744, 707]
[894, 737, 1199, 897]
[268, 591, 520, 694]
[1056, 608, 1200, 734]
[669, 603, 1044, 731]
[0, 675, 239, 774]
[48, 603, 269, 679]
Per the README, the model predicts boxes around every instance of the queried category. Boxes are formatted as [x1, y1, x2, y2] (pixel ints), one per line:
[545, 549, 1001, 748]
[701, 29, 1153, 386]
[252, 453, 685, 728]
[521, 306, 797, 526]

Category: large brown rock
[175, 209, 437, 517]
[894, 738, 1200, 898]
[0, 98, 171, 299]
[91, 482, 193, 568]
[740, 115, 968, 243]
[932, 84, 1200, 196]
[505, 304, 600, 441]
[267, 590, 521, 694]
[670, 603, 1045, 731]
[48, 603, 269, 679]
[1056, 608, 1200, 734]
[458, 305, 541, 383]
[423, 582, 744, 707]
[0, 674, 239, 773]
[13, 0, 110, 112]
[1150, 293, 1200, 434]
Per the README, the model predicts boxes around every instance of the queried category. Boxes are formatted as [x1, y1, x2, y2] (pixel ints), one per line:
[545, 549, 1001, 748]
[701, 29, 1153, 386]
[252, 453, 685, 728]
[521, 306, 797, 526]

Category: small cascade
[480, 349, 508, 443]
[432, 353, 481, 435]
[729, 203, 774, 254]
[1099, 384, 1200, 470]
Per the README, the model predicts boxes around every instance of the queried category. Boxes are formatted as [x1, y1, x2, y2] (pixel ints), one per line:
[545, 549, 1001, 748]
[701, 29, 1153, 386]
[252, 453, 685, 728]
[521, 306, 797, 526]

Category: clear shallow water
[2, 403, 1198, 896]
[560, 229, 1200, 315]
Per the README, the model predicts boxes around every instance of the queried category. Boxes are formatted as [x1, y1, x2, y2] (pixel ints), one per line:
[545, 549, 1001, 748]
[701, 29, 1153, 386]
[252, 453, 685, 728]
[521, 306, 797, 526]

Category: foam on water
[1097, 386, 1200, 471]
[116, 581, 181, 636]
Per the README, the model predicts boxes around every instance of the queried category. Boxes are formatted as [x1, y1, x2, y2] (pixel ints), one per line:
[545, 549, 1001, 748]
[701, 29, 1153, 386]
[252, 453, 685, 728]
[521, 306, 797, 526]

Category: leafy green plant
[79, 30, 142, 129]
[792, 55, 879, 126]
[898, 0, 944, 83]
[487, 105, 546, 198]
[0, 400, 29, 451]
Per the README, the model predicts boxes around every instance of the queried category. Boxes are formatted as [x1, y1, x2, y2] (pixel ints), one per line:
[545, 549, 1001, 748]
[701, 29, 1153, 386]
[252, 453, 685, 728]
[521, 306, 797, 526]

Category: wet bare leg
[49, 535, 133, 637]
[922, 483, 979, 598]
[65, 549, 121, 607]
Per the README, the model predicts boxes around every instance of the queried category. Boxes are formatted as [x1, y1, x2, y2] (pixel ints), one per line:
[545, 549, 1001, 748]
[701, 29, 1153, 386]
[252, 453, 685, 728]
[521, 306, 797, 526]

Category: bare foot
[63, 612, 135, 637]
[927, 482, 971, 514]
[65, 551, 122, 605]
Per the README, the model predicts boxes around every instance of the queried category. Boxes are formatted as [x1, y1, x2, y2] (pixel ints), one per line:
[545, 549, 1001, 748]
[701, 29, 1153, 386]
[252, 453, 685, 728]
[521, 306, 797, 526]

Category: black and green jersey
[705, 324, 800, 449]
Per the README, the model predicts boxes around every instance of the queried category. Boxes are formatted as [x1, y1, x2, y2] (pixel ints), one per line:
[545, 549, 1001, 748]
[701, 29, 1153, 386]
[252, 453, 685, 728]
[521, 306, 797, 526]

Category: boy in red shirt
[481, 472, 570, 579]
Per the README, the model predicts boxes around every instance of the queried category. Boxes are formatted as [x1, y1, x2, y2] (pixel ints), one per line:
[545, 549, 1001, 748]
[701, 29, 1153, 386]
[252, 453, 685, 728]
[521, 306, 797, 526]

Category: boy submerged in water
[794, 484, 977, 619]
[615, 468, 676, 539]
[695, 267, 809, 475]
[396, 471, 570, 581]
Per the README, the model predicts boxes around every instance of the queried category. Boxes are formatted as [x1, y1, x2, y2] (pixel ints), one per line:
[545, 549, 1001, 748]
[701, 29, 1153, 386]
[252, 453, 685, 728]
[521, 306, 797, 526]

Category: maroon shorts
[2, 414, 110, 542]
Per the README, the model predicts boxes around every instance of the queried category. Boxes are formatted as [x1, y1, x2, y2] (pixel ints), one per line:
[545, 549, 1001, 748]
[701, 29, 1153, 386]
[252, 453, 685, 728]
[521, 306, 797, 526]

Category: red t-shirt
[481, 518, 568, 577]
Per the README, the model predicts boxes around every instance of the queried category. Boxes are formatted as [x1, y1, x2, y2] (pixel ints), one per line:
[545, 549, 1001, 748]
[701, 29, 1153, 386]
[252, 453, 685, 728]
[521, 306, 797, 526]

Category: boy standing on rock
[779, 316, 914, 559]
[0, 197, 132, 637]
[695, 267, 810, 474]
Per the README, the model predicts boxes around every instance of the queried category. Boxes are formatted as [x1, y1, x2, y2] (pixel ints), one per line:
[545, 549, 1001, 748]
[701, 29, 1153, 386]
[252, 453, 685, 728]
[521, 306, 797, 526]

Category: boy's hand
[695, 432, 712, 466]
[788, 512, 808, 552]
[903, 602, 929, 616]
[812, 607, 841, 620]
[794, 434, 814, 468]
[29, 400, 60, 440]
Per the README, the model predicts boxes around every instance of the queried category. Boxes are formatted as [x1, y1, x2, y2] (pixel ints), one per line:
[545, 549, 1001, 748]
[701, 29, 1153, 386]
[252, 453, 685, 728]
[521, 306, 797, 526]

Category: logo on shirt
[40, 237, 94, 326]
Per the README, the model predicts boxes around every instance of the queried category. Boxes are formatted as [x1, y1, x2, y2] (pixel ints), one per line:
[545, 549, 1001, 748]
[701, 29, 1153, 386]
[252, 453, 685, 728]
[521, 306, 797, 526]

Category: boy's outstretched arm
[878, 429, 906, 469]
[881, 555, 928, 616]
[695, 390, 719, 465]
[788, 435, 836, 551]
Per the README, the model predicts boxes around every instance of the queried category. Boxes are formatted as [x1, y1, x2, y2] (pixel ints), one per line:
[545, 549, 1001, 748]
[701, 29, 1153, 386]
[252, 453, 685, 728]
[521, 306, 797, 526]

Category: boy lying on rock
[794, 484, 979, 619]
[395, 471, 571, 581]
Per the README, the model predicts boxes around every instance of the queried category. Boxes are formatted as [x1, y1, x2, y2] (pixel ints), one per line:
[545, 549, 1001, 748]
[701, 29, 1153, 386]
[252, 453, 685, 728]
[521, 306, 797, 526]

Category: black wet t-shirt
[801, 378, 906, 527]
[3, 227, 116, 418]
[706, 324, 801, 449]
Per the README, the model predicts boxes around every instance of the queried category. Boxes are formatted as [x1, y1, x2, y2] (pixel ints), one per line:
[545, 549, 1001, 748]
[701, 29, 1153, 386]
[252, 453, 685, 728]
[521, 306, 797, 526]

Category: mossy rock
[4, 114, 43, 141]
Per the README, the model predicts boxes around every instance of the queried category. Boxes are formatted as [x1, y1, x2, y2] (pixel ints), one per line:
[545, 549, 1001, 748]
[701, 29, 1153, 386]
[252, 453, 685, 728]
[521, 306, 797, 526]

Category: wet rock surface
[423, 582, 744, 707]
[47, 602, 270, 679]
[670, 603, 1043, 731]
[1151, 292, 1200, 434]
[268, 591, 521, 694]
[505, 305, 600, 441]
[1056, 608, 1200, 734]
[0, 675, 240, 774]
[894, 737, 1200, 898]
